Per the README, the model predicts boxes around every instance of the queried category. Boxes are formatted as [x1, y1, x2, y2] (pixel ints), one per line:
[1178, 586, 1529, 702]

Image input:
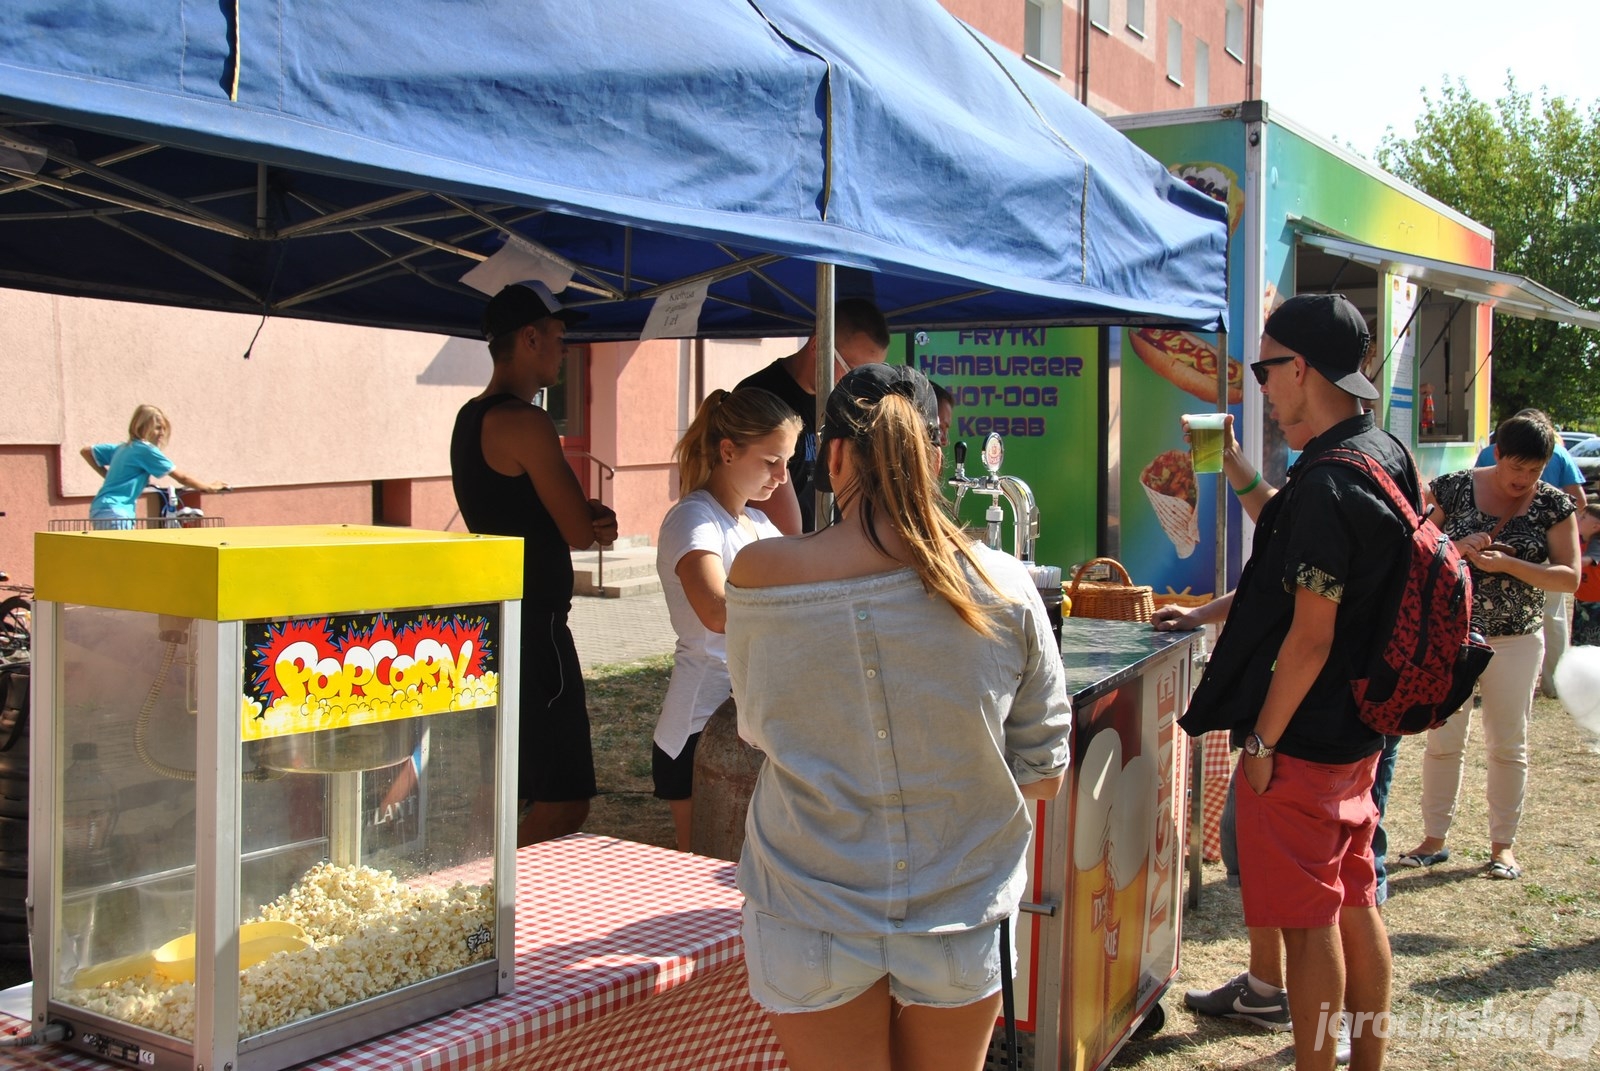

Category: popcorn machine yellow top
[29, 525, 522, 1071]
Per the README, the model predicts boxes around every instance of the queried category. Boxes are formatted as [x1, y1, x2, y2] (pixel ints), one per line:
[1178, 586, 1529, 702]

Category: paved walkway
[566, 590, 677, 669]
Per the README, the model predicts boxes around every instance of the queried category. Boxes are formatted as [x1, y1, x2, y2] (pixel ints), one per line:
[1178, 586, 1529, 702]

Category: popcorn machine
[28, 525, 522, 1071]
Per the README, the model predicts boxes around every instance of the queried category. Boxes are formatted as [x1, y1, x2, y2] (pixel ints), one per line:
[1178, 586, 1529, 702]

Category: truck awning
[1298, 233, 1600, 331]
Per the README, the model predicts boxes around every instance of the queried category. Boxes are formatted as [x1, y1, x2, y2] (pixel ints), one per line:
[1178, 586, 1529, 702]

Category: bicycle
[0, 513, 30, 665]
[47, 485, 226, 532]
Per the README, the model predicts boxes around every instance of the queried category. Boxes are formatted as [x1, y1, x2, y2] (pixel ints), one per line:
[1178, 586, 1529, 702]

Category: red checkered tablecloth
[1196, 731, 1233, 861]
[0, 835, 787, 1071]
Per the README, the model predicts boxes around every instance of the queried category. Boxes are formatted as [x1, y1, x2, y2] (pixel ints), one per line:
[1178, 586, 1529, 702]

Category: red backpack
[1303, 446, 1493, 735]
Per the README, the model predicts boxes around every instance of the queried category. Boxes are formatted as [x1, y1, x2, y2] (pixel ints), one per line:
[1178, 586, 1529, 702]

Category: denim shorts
[741, 905, 1007, 1014]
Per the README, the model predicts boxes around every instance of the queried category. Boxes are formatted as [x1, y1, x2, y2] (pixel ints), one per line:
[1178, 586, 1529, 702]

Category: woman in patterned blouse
[1395, 413, 1580, 880]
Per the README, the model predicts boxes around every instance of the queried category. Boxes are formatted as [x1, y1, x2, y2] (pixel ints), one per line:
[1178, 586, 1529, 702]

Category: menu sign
[908, 327, 1101, 569]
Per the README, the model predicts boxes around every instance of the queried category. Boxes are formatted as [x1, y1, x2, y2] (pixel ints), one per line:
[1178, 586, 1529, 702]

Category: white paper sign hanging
[640, 281, 709, 341]
[460, 235, 574, 296]
[0, 131, 46, 175]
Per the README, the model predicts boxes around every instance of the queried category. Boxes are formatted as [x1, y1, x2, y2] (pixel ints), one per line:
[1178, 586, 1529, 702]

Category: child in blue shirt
[80, 405, 228, 527]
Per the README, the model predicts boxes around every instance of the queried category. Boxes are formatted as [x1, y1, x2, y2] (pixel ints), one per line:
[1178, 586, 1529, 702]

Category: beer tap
[947, 432, 1039, 561]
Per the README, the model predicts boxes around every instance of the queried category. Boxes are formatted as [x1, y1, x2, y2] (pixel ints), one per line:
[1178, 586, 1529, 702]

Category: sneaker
[1183, 971, 1292, 1031]
[1336, 1012, 1353, 1064]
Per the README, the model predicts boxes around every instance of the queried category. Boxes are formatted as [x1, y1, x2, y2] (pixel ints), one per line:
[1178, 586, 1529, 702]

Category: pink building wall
[0, 289, 490, 587]
[0, 285, 798, 588]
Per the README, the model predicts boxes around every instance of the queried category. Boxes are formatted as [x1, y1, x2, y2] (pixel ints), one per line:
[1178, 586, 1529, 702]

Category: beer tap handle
[950, 440, 969, 512]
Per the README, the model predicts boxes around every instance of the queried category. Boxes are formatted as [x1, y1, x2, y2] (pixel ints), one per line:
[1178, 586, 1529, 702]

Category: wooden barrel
[689, 697, 765, 862]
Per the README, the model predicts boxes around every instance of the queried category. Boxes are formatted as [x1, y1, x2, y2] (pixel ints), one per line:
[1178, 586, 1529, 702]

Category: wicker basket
[1067, 557, 1155, 622]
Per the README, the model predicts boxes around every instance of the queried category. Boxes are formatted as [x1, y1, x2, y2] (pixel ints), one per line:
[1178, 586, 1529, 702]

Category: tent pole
[814, 263, 836, 527]
[1214, 327, 1228, 605]
[256, 163, 268, 236]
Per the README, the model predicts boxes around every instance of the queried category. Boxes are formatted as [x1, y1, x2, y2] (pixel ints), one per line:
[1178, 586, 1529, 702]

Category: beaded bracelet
[1232, 471, 1263, 496]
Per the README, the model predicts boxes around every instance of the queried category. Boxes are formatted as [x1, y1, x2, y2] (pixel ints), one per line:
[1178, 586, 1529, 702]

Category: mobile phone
[1484, 542, 1515, 554]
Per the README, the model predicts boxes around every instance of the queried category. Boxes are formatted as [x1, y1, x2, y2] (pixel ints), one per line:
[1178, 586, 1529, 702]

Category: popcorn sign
[242, 606, 498, 741]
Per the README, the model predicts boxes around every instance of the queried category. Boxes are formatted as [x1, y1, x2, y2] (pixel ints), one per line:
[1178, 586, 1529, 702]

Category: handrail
[563, 450, 617, 593]
[564, 450, 617, 484]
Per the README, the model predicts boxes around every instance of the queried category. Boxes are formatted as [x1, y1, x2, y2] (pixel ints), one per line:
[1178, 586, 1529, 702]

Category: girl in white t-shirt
[654, 387, 801, 850]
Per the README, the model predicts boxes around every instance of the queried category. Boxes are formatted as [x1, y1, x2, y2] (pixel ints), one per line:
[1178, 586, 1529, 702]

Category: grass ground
[583, 654, 678, 851]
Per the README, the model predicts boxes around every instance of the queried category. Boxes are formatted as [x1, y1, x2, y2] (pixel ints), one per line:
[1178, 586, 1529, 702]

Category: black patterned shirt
[1429, 470, 1576, 637]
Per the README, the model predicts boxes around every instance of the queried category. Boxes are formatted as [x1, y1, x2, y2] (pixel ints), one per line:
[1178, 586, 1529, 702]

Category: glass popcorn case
[28, 525, 523, 1071]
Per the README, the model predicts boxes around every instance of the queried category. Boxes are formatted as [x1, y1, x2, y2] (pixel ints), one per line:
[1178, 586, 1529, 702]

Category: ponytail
[836, 393, 1004, 636]
[673, 387, 802, 497]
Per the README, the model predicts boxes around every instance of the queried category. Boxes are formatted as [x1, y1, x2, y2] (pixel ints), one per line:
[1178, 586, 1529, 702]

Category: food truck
[1110, 100, 1600, 595]
[924, 100, 1600, 604]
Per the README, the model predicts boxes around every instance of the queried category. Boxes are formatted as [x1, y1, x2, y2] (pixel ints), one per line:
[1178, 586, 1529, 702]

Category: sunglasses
[1250, 355, 1296, 386]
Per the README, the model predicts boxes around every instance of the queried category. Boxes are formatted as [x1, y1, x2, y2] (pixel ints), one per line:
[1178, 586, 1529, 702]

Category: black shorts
[651, 731, 702, 801]
[517, 610, 597, 803]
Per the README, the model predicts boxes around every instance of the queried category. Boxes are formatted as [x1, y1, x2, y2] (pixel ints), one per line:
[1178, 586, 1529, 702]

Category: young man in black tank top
[451, 283, 618, 845]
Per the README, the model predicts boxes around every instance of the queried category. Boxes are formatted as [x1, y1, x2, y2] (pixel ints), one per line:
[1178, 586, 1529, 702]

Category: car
[1561, 429, 1599, 451]
[1569, 435, 1600, 500]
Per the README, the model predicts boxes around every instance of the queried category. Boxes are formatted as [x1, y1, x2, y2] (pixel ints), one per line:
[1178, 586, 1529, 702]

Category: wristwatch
[1243, 732, 1276, 758]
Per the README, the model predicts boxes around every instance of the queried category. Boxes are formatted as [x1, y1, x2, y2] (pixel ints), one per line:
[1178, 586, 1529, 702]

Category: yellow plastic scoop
[72, 920, 308, 988]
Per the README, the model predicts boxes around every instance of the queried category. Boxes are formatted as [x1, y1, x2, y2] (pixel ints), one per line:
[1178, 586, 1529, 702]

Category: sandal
[1393, 848, 1450, 868]
[1486, 861, 1522, 880]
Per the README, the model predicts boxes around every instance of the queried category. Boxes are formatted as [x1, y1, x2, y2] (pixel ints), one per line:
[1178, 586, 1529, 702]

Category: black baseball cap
[1263, 293, 1377, 400]
[481, 281, 585, 343]
[815, 364, 940, 494]
[825, 363, 939, 436]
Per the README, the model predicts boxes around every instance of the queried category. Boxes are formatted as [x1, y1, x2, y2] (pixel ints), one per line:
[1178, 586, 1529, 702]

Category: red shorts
[1235, 752, 1379, 929]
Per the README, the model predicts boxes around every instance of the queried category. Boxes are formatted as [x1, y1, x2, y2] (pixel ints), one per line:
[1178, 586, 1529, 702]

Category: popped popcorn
[59, 862, 496, 1040]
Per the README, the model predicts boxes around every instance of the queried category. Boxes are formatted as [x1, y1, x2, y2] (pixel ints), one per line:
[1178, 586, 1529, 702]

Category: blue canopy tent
[0, 0, 1226, 340]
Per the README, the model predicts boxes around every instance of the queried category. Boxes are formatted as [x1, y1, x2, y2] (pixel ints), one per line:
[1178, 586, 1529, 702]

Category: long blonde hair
[128, 404, 170, 446]
[829, 386, 1004, 636]
[673, 388, 802, 497]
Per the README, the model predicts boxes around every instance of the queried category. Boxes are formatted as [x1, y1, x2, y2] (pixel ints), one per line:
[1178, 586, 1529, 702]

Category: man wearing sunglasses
[1178, 293, 1406, 1071]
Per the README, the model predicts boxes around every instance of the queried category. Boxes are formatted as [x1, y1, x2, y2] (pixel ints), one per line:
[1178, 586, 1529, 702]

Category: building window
[1166, 18, 1183, 85]
[1126, 0, 1145, 36]
[1194, 39, 1210, 106]
[538, 343, 586, 437]
[1225, 1, 1245, 61]
[1089, 0, 1110, 33]
[1023, 0, 1063, 73]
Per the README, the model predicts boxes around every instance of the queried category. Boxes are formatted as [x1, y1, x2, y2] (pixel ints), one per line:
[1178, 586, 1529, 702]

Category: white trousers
[1420, 630, 1542, 846]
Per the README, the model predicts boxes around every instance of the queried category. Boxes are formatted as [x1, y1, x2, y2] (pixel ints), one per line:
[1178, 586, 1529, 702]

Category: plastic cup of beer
[1184, 413, 1227, 474]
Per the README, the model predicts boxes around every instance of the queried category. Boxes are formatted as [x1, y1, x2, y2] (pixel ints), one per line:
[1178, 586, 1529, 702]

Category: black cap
[826, 364, 939, 434]
[481, 282, 585, 343]
[1263, 293, 1377, 400]
[815, 364, 939, 493]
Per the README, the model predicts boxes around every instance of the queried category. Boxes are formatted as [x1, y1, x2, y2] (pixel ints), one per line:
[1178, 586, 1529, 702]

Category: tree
[1378, 77, 1600, 428]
